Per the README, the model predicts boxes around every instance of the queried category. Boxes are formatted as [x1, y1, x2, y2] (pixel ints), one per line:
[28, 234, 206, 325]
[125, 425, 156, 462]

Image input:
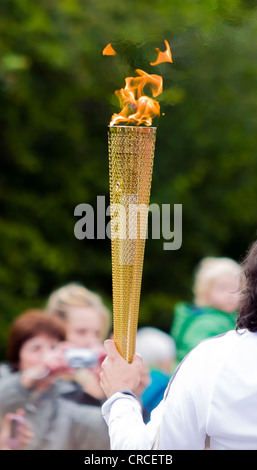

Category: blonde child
[47, 282, 111, 404]
[170, 257, 242, 363]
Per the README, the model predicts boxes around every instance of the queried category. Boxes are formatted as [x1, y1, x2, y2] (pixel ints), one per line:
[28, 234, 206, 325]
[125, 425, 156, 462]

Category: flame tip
[150, 39, 173, 66]
[108, 39, 173, 126]
[102, 43, 117, 56]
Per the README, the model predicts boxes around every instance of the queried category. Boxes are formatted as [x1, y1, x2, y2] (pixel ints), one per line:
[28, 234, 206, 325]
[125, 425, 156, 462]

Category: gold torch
[108, 124, 156, 363]
[107, 43, 173, 362]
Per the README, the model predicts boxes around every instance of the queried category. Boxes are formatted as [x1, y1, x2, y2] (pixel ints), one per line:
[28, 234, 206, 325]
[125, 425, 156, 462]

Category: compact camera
[64, 348, 99, 369]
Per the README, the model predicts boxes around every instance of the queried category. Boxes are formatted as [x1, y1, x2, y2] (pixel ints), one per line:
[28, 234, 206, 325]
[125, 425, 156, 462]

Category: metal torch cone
[108, 125, 156, 362]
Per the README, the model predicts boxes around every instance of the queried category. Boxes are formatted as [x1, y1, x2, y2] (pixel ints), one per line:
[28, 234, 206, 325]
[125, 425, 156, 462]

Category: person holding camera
[0, 310, 110, 450]
[46, 282, 111, 406]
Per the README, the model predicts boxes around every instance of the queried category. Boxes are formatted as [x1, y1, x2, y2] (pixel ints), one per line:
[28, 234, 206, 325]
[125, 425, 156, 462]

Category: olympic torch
[108, 125, 156, 363]
[106, 42, 173, 362]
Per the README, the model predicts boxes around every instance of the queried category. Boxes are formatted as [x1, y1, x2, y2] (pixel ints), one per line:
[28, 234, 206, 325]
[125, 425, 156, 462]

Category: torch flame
[110, 69, 163, 126]
[150, 39, 173, 66]
[102, 43, 117, 56]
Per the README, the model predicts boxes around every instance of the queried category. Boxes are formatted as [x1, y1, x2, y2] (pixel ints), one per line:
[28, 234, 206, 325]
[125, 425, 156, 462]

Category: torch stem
[108, 125, 156, 362]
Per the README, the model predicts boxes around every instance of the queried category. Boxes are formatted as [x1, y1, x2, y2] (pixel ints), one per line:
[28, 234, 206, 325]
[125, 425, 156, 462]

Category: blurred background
[1, 0, 257, 358]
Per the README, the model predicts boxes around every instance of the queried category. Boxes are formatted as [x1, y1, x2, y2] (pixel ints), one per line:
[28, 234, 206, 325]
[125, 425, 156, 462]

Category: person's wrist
[118, 389, 139, 400]
[21, 366, 50, 388]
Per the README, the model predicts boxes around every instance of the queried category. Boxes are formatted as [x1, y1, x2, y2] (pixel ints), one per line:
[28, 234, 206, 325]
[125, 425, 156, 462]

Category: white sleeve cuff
[102, 391, 142, 426]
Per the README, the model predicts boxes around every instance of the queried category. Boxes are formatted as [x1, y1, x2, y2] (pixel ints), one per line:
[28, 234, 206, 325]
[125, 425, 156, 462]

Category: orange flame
[102, 43, 117, 56]
[150, 40, 173, 66]
[110, 69, 163, 126]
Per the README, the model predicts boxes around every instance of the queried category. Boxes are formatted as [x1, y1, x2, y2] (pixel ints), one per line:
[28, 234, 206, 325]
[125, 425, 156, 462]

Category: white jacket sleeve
[102, 392, 166, 450]
[102, 342, 212, 450]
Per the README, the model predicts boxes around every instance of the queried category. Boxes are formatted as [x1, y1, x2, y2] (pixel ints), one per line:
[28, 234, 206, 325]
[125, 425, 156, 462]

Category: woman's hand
[0, 409, 33, 450]
[21, 342, 72, 389]
[100, 340, 143, 398]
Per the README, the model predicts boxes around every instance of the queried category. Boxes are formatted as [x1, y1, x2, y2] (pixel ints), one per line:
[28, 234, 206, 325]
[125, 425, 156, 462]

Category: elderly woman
[0, 310, 109, 450]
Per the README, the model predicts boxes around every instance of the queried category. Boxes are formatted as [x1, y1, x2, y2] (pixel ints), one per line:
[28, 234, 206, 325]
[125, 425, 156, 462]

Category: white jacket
[102, 329, 257, 450]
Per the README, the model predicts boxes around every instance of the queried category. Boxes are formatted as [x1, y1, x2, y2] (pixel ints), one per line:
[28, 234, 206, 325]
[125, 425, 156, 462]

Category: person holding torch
[100, 240, 257, 450]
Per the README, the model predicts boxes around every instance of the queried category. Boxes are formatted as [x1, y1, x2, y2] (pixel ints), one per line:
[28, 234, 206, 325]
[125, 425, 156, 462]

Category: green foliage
[0, 0, 257, 357]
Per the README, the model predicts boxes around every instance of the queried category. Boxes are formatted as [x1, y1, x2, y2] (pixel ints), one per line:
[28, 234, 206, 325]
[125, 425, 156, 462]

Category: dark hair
[237, 241, 257, 332]
[7, 309, 66, 371]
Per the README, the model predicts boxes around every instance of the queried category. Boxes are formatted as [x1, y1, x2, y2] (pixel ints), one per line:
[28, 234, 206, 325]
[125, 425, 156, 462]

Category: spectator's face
[19, 334, 59, 371]
[205, 273, 240, 313]
[66, 306, 103, 348]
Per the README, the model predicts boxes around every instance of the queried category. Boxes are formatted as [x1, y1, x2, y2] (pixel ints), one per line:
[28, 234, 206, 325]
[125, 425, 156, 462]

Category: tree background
[0, 0, 257, 358]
